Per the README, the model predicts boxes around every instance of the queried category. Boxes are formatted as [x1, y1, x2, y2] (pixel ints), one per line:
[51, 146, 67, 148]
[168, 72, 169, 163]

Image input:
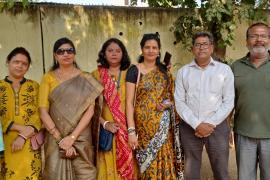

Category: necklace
[55, 67, 78, 82]
[109, 70, 121, 90]
[140, 63, 156, 74]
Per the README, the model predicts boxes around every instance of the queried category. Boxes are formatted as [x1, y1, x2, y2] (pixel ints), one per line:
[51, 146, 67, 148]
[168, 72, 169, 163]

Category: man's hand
[195, 123, 215, 138]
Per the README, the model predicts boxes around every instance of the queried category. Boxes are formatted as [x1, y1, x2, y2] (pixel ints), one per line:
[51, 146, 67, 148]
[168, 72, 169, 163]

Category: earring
[55, 60, 58, 65]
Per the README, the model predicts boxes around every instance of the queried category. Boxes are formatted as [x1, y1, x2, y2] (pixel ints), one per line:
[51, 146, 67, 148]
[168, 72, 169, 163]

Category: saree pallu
[43, 73, 103, 180]
[134, 69, 184, 180]
[98, 67, 135, 179]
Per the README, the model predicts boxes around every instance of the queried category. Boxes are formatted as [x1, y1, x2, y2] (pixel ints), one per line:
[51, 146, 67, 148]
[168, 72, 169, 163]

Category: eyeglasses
[248, 34, 269, 40]
[193, 42, 212, 49]
[55, 48, 75, 55]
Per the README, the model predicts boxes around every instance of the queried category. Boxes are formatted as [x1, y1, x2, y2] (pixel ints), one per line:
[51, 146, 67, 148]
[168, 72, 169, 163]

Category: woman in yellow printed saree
[39, 37, 103, 180]
[126, 33, 184, 179]
[92, 38, 136, 180]
[0, 47, 42, 179]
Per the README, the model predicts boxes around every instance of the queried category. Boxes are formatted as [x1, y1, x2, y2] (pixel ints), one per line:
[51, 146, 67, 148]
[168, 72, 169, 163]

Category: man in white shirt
[174, 32, 234, 180]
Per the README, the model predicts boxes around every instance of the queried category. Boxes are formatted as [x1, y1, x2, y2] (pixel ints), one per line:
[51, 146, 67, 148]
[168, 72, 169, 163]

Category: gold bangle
[18, 133, 27, 140]
[49, 128, 57, 135]
[103, 121, 110, 129]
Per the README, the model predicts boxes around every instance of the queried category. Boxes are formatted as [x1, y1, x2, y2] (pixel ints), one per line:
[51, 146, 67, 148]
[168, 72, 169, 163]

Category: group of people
[0, 22, 269, 180]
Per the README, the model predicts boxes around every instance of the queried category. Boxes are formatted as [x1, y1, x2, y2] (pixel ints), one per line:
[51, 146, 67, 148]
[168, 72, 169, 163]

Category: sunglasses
[55, 48, 75, 55]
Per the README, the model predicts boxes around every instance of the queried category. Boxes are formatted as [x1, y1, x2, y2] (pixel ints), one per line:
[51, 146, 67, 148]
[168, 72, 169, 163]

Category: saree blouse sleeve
[91, 69, 100, 82]
[39, 73, 53, 108]
[126, 64, 138, 84]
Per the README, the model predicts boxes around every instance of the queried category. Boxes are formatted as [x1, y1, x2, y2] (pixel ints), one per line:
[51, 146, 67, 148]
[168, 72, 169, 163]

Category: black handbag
[99, 125, 113, 151]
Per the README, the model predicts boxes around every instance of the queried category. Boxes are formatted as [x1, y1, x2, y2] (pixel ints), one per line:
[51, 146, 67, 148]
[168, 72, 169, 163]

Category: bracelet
[18, 133, 27, 140]
[48, 126, 56, 132]
[27, 125, 38, 132]
[128, 131, 136, 135]
[127, 127, 136, 134]
[103, 121, 110, 129]
[48, 126, 56, 134]
[49, 127, 57, 135]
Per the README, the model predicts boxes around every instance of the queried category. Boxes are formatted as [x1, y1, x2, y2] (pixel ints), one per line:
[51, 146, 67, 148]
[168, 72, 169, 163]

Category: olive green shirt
[232, 54, 270, 138]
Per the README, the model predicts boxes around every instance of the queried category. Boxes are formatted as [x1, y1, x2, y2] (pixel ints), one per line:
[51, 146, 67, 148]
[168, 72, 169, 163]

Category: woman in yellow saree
[0, 47, 42, 179]
[126, 33, 184, 179]
[92, 38, 136, 180]
[39, 37, 103, 180]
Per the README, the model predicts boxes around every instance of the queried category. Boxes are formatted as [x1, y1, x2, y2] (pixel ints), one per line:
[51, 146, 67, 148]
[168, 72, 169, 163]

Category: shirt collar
[189, 57, 216, 68]
[4, 76, 27, 85]
[240, 51, 270, 66]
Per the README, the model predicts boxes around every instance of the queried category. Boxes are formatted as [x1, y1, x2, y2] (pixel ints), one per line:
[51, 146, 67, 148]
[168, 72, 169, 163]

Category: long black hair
[97, 38, 131, 70]
[50, 37, 79, 71]
[138, 33, 168, 76]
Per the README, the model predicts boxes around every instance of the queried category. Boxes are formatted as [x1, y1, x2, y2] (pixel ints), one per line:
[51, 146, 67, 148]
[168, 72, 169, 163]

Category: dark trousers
[180, 120, 230, 180]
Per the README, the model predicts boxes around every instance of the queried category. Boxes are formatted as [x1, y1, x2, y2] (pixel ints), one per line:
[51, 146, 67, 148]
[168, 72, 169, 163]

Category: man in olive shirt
[231, 22, 270, 180]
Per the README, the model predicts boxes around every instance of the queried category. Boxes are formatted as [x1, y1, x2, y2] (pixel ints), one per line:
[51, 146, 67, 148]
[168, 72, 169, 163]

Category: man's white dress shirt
[174, 58, 235, 129]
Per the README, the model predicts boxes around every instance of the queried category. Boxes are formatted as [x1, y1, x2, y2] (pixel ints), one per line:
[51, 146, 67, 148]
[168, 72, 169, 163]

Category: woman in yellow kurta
[92, 38, 136, 180]
[0, 47, 42, 179]
[126, 33, 184, 179]
[39, 37, 102, 180]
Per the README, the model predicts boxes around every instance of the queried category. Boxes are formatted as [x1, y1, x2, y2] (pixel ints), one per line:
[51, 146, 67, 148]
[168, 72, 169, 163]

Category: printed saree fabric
[42, 73, 103, 180]
[0, 78, 42, 180]
[134, 68, 184, 179]
[97, 67, 135, 180]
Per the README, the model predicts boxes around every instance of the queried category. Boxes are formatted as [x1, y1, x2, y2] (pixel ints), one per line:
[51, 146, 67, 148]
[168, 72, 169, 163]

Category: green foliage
[131, 0, 268, 58]
[0, 0, 32, 12]
[171, 0, 268, 52]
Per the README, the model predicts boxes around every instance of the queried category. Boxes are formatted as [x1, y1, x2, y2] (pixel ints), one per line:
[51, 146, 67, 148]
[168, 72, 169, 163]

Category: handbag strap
[133, 64, 141, 107]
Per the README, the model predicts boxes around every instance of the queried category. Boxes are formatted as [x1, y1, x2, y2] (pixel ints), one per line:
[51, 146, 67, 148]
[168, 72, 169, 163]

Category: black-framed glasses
[193, 42, 212, 49]
[55, 48, 75, 55]
[248, 34, 270, 40]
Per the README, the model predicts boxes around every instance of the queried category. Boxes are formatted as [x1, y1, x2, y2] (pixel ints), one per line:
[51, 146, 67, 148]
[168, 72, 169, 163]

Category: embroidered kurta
[0, 78, 42, 180]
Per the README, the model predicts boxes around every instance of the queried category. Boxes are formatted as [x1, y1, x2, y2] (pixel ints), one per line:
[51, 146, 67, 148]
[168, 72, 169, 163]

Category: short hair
[50, 37, 78, 71]
[97, 38, 130, 70]
[192, 32, 214, 45]
[6, 47, 31, 65]
[246, 22, 270, 39]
